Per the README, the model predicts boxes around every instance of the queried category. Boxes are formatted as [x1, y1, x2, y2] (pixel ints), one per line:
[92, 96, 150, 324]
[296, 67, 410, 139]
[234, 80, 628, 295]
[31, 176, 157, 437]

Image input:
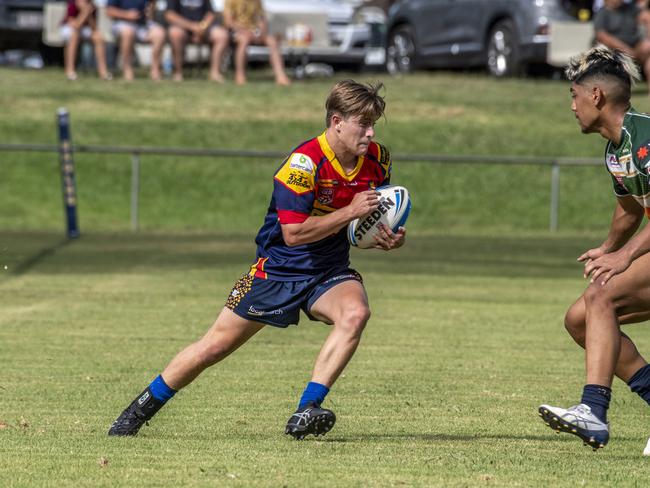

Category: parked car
[385, 0, 593, 77]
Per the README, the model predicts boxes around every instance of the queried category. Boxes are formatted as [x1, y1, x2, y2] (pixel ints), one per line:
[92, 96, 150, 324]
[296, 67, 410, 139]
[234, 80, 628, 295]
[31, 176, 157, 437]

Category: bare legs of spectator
[118, 26, 137, 81]
[234, 30, 290, 86]
[118, 24, 165, 81]
[208, 27, 229, 83]
[64, 27, 111, 80]
[146, 25, 166, 81]
[233, 30, 252, 85]
[91, 31, 111, 80]
[265, 34, 291, 86]
[168, 25, 188, 82]
[64, 27, 81, 80]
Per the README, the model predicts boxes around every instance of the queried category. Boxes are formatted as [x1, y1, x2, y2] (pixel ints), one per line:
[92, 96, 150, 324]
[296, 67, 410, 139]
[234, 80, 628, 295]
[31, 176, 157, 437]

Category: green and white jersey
[605, 109, 650, 218]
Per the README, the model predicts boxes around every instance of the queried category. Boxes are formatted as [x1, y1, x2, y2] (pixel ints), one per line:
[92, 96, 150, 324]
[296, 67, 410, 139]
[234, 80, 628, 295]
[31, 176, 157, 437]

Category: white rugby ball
[348, 185, 411, 249]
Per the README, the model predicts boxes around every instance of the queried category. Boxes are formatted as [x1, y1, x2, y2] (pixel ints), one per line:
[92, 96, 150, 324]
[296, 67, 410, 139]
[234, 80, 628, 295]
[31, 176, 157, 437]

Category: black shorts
[225, 267, 363, 328]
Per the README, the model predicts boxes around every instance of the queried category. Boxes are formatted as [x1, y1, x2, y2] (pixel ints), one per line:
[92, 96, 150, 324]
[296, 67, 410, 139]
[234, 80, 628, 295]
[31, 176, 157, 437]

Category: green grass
[3, 68, 650, 234]
[1, 231, 650, 487]
[3, 68, 650, 486]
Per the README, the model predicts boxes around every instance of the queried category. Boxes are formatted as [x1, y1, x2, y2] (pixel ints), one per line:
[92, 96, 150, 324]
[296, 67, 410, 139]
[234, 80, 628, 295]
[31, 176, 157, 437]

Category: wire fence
[0, 142, 602, 233]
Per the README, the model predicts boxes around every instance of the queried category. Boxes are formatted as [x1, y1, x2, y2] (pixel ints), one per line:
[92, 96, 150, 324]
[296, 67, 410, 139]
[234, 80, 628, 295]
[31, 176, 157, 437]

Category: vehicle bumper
[519, 35, 549, 65]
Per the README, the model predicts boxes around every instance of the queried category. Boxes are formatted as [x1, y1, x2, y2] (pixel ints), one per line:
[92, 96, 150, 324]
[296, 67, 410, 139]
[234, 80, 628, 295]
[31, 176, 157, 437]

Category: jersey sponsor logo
[317, 187, 334, 205]
[286, 171, 311, 189]
[289, 153, 315, 173]
[275, 162, 314, 194]
[606, 153, 622, 172]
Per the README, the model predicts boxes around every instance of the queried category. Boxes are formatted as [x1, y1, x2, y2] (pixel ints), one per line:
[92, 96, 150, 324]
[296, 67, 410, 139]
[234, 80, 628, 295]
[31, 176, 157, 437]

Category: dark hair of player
[565, 47, 640, 106]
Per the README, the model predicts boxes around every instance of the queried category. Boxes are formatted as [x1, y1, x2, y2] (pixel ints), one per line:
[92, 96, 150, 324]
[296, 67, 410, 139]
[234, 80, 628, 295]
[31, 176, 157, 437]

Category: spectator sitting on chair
[61, 0, 111, 80]
[106, 0, 166, 81]
[165, 0, 229, 82]
[223, 0, 291, 86]
[594, 0, 650, 92]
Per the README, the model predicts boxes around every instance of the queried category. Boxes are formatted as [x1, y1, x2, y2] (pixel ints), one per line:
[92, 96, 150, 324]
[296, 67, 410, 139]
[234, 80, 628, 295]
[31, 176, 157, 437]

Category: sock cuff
[627, 364, 650, 389]
[149, 374, 177, 402]
[584, 384, 611, 398]
[307, 381, 330, 393]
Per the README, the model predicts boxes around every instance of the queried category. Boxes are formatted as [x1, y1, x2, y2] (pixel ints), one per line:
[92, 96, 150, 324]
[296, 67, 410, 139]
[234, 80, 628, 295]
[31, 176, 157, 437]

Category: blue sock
[298, 382, 329, 409]
[627, 364, 650, 406]
[148, 375, 177, 403]
[580, 384, 611, 423]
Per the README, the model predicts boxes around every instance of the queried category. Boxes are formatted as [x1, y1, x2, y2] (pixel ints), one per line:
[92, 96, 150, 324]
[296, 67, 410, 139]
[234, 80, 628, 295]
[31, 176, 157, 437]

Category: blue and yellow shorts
[225, 267, 363, 328]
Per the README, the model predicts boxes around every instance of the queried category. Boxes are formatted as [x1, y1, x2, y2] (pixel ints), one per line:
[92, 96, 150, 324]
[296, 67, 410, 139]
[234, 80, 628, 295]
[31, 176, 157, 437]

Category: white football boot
[538, 403, 609, 450]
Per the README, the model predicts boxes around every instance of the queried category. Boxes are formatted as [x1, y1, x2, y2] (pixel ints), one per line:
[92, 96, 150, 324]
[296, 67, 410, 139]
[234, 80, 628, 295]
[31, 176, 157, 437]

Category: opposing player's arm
[601, 195, 645, 253]
[281, 191, 379, 246]
[581, 196, 644, 284]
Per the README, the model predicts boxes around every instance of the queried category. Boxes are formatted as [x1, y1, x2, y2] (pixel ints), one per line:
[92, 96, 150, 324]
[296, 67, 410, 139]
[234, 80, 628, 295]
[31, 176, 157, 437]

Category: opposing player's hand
[578, 247, 606, 264]
[582, 249, 632, 285]
[348, 190, 380, 219]
[373, 224, 406, 251]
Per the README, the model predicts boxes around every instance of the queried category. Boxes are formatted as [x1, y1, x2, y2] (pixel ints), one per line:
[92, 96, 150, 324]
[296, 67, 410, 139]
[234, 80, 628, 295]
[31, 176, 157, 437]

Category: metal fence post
[550, 161, 560, 232]
[131, 152, 140, 232]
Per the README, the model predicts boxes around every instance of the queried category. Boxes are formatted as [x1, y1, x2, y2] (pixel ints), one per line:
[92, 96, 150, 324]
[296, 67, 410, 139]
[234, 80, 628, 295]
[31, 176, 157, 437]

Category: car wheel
[486, 19, 520, 77]
[386, 24, 416, 74]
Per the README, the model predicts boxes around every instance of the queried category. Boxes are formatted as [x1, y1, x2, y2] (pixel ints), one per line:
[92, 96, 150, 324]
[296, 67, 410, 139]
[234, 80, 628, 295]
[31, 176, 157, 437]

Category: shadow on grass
[318, 432, 637, 444]
[1, 231, 594, 279]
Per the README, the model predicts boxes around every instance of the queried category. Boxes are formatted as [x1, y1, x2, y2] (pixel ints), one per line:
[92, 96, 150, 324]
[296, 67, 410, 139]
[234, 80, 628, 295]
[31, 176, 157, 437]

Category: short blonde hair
[325, 80, 386, 127]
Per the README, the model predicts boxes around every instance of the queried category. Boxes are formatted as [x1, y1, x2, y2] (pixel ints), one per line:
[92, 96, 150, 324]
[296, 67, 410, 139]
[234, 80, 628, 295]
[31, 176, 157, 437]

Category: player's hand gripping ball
[347, 185, 411, 249]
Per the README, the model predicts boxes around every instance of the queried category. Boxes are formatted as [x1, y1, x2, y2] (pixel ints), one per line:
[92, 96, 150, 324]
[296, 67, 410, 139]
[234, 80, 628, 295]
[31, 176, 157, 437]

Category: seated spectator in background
[165, 0, 229, 82]
[594, 0, 650, 92]
[61, 0, 111, 80]
[106, 0, 165, 81]
[223, 0, 290, 86]
[593, 0, 640, 13]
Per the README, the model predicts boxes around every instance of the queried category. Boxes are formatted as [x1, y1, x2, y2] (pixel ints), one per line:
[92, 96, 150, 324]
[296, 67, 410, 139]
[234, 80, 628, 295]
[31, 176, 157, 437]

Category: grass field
[3, 68, 650, 486]
[2, 231, 650, 487]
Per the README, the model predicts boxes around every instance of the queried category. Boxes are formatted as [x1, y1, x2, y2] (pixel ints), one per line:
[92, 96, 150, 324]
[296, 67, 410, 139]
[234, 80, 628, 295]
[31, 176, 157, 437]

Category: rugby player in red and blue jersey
[539, 47, 650, 455]
[108, 80, 406, 439]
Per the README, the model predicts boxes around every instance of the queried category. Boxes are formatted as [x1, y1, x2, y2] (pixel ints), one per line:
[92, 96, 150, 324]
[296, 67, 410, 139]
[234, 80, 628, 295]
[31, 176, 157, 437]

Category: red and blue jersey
[250, 133, 391, 280]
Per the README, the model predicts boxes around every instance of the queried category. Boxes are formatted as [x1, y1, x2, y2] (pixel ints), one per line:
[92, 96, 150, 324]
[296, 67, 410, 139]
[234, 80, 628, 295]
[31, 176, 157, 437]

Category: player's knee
[339, 305, 371, 337]
[196, 340, 230, 367]
[564, 306, 585, 343]
[583, 284, 615, 310]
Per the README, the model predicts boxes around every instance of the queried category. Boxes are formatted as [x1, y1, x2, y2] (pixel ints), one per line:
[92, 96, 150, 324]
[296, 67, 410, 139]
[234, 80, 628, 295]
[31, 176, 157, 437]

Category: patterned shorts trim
[224, 268, 363, 328]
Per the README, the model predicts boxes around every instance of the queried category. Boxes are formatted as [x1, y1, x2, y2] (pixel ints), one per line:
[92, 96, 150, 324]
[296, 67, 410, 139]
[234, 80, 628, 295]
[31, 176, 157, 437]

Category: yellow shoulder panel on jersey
[374, 142, 392, 175]
[275, 152, 316, 195]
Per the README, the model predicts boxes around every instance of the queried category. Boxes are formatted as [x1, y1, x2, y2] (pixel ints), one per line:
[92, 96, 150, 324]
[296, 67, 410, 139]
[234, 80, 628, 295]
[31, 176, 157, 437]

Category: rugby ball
[348, 185, 411, 249]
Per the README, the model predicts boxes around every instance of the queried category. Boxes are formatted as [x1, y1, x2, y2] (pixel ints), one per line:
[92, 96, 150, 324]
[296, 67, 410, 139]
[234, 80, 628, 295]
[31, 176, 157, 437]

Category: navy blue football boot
[285, 402, 336, 440]
[108, 387, 165, 436]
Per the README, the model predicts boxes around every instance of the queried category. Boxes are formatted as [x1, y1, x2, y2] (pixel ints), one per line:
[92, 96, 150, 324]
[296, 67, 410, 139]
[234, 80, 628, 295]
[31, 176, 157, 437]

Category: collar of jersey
[317, 132, 364, 181]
